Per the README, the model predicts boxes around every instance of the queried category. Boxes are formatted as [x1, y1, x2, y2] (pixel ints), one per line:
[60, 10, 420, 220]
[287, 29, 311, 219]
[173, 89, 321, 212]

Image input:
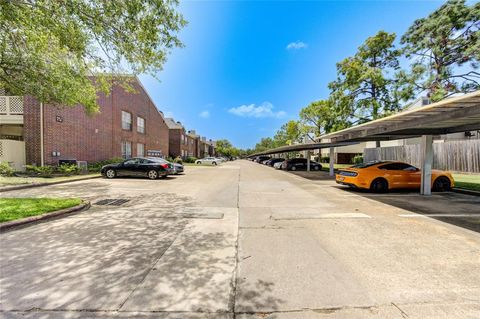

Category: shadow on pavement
[336, 186, 480, 233]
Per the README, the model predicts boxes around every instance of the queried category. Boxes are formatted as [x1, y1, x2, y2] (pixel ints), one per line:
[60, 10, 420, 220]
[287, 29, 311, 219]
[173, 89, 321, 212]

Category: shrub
[352, 154, 364, 164]
[88, 157, 123, 172]
[184, 156, 197, 163]
[0, 162, 15, 176]
[58, 163, 79, 176]
[320, 156, 330, 163]
[174, 156, 183, 164]
[25, 165, 54, 177]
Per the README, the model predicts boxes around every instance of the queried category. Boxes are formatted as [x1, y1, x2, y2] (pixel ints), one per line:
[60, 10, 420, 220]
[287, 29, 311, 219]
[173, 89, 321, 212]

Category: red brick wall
[24, 77, 170, 165]
[23, 96, 42, 165]
[168, 128, 181, 158]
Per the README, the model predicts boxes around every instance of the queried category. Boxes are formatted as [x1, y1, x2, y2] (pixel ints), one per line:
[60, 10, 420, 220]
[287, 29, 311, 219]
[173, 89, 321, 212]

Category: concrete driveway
[1, 161, 479, 318]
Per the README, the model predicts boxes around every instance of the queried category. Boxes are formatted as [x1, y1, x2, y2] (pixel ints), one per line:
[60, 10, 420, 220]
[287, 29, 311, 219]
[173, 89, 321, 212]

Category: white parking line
[399, 214, 480, 218]
[273, 213, 371, 220]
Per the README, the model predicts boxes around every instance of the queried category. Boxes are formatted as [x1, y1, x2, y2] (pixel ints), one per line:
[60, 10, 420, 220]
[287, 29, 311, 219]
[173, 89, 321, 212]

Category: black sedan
[281, 158, 322, 171]
[101, 157, 172, 180]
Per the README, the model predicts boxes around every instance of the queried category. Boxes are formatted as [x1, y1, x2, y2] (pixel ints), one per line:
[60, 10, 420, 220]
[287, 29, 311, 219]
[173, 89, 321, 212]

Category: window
[137, 143, 145, 157]
[181, 134, 185, 145]
[378, 163, 416, 171]
[122, 111, 132, 130]
[121, 141, 132, 159]
[137, 117, 145, 134]
[124, 158, 139, 165]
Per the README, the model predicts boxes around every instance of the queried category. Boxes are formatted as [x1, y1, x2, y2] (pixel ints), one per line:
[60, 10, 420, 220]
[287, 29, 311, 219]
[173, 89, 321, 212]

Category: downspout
[40, 102, 44, 166]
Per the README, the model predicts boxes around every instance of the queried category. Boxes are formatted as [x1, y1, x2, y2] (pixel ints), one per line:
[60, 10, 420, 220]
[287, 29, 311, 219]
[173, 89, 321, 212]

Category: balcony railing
[0, 96, 24, 115]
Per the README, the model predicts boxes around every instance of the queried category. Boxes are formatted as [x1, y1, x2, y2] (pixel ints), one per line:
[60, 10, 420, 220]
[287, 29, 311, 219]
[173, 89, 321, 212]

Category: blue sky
[140, 0, 444, 149]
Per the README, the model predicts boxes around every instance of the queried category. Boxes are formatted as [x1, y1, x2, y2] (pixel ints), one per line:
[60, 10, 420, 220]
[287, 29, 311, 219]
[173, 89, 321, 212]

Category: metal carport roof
[248, 90, 480, 195]
[320, 90, 480, 143]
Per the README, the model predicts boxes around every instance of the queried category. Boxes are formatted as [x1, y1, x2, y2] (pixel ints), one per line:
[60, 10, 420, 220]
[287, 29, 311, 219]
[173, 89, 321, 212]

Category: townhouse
[0, 76, 170, 169]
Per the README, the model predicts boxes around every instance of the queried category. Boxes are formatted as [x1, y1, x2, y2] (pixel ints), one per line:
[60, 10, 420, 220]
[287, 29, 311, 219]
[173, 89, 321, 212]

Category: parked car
[273, 161, 284, 169]
[151, 157, 184, 174]
[335, 161, 454, 193]
[266, 158, 285, 167]
[195, 157, 220, 165]
[101, 157, 172, 180]
[281, 158, 322, 171]
[173, 163, 184, 174]
[255, 156, 271, 163]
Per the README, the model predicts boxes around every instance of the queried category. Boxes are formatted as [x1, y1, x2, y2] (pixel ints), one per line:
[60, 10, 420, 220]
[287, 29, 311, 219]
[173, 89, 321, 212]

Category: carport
[251, 90, 480, 195]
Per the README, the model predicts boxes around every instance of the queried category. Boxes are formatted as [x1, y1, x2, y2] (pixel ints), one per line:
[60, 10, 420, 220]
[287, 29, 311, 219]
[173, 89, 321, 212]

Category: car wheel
[370, 178, 388, 193]
[433, 176, 451, 192]
[291, 166, 296, 171]
[197, 161, 202, 164]
[105, 169, 116, 179]
[313, 165, 320, 171]
[147, 170, 158, 180]
[212, 162, 217, 166]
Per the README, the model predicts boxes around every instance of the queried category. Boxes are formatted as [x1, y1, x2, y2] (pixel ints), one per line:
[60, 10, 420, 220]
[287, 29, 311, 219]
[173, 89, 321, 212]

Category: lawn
[452, 174, 480, 192]
[0, 198, 82, 223]
[0, 173, 100, 187]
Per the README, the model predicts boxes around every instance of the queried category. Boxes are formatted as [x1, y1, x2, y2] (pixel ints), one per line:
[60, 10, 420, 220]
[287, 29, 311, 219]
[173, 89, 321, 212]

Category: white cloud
[199, 110, 210, 119]
[228, 102, 286, 119]
[286, 41, 307, 50]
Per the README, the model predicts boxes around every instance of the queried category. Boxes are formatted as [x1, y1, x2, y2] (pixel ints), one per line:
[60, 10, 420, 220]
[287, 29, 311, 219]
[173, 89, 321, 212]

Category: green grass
[0, 173, 100, 187]
[452, 174, 480, 192]
[0, 198, 83, 223]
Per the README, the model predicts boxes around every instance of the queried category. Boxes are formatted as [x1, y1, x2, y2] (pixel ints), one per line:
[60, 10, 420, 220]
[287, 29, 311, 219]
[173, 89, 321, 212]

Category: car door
[295, 158, 307, 170]
[119, 158, 140, 176]
[136, 158, 152, 177]
[400, 164, 421, 188]
[377, 163, 404, 188]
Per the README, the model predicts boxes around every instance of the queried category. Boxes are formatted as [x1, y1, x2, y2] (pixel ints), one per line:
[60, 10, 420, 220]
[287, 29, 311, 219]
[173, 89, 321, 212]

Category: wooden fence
[363, 140, 480, 173]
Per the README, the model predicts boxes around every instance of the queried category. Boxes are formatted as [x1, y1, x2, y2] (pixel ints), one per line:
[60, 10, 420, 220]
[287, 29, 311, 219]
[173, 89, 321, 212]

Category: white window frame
[137, 117, 145, 134]
[122, 111, 132, 130]
[137, 143, 145, 157]
[121, 141, 132, 159]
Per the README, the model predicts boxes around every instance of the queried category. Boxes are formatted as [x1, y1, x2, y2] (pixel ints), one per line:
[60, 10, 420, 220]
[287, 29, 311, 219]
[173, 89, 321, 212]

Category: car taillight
[339, 170, 358, 177]
[161, 164, 169, 169]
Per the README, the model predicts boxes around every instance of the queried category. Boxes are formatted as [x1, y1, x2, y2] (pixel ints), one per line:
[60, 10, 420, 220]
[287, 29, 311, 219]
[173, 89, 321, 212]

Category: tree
[400, 0, 480, 101]
[254, 137, 275, 153]
[273, 120, 302, 146]
[299, 99, 344, 141]
[216, 139, 239, 157]
[328, 31, 406, 124]
[0, 0, 186, 113]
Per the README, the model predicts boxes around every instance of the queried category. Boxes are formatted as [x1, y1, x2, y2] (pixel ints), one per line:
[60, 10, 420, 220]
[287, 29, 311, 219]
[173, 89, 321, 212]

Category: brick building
[0, 76, 170, 168]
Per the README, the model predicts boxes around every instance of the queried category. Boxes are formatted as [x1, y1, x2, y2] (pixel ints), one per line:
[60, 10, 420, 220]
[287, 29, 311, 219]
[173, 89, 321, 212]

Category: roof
[249, 90, 480, 157]
[250, 141, 359, 157]
[164, 118, 184, 130]
[320, 90, 480, 143]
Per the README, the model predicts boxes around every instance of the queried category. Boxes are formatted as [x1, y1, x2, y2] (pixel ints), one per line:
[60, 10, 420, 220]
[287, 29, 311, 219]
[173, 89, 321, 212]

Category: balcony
[0, 96, 24, 124]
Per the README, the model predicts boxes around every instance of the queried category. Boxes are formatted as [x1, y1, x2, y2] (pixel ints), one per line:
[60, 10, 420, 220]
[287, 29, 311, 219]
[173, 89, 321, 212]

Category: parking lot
[1, 160, 479, 318]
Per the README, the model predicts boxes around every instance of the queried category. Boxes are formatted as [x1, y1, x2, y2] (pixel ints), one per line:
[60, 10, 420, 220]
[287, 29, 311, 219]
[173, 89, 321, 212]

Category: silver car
[195, 157, 220, 165]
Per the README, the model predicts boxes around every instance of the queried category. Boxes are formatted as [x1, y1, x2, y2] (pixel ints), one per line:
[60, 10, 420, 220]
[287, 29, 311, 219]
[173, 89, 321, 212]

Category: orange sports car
[336, 161, 454, 192]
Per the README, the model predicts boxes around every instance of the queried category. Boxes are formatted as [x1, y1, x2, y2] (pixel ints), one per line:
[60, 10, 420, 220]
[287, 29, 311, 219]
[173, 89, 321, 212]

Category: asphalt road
[1, 160, 479, 318]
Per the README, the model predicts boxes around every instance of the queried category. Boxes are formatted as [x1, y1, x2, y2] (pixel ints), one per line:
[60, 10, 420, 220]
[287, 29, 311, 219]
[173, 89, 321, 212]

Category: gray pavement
[1, 161, 480, 318]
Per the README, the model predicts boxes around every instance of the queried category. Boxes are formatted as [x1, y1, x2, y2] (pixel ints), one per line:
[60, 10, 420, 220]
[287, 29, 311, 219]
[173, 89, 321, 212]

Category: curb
[0, 175, 101, 193]
[0, 200, 91, 232]
[452, 187, 480, 197]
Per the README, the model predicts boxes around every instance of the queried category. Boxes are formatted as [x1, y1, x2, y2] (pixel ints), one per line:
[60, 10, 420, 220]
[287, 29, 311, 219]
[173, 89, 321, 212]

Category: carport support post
[307, 150, 311, 171]
[329, 147, 334, 177]
[420, 135, 434, 196]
